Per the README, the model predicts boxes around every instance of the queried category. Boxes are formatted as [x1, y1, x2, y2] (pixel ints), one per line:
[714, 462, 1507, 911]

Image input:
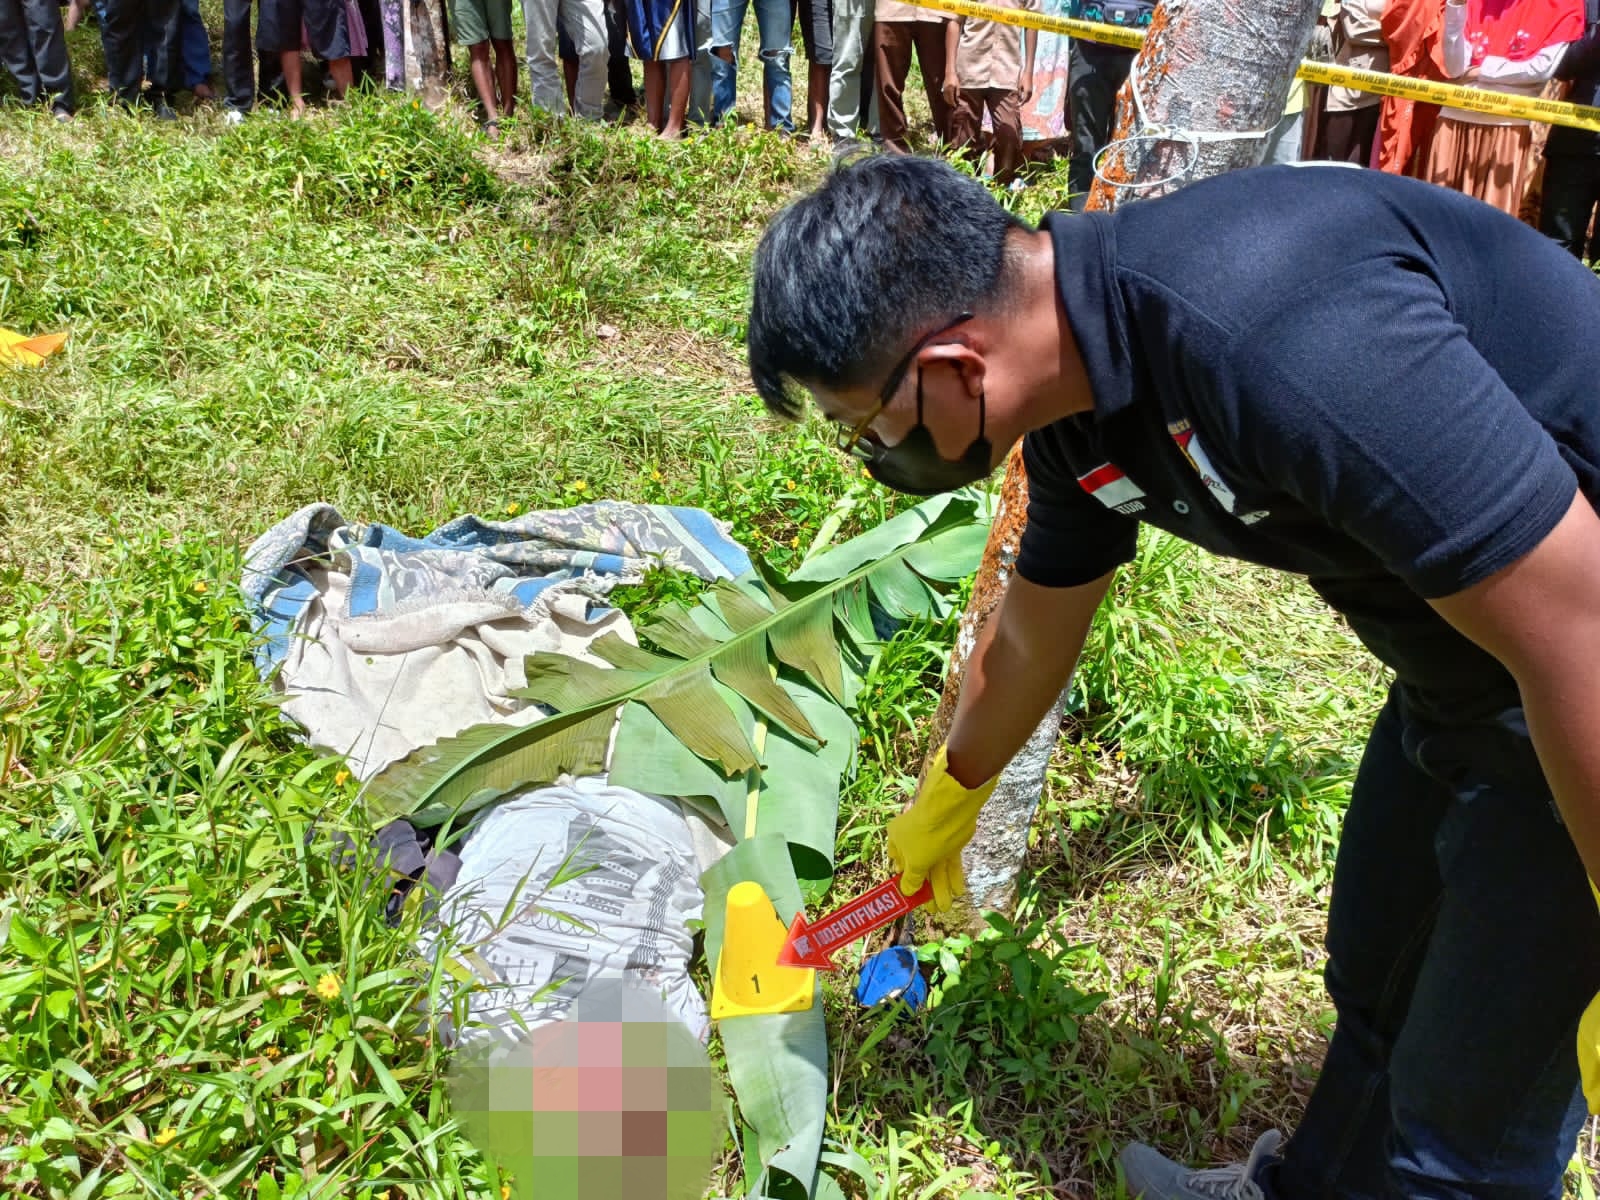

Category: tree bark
[921, 0, 1320, 925]
[403, 0, 451, 106]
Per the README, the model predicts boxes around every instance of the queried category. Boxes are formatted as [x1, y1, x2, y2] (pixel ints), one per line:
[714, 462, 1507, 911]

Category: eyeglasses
[834, 313, 974, 459]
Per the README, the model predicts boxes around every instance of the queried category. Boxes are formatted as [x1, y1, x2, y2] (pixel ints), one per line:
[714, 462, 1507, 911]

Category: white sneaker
[223, 109, 245, 127]
[1119, 1130, 1283, 1200]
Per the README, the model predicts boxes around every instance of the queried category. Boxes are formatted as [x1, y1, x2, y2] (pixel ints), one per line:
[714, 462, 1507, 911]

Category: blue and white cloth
[240, 501, 749, 779]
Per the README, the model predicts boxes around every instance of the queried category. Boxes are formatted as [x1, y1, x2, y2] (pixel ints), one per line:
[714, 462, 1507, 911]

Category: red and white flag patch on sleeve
[1077, 463, 1147, 516]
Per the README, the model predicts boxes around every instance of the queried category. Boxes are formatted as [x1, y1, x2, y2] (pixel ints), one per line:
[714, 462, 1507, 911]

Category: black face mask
[859, 370, 995, 496]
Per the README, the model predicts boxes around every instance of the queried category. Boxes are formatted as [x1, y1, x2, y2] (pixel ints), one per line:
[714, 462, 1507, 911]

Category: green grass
[3, 55, 1551, 1200]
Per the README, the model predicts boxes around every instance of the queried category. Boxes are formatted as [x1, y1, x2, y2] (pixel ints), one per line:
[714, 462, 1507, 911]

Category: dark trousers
[1066, 39, 1134, 211]
[101, 0, 181, 104]
[949, 86, 1022, 183]
[606, 0, 634, 105]
[1315, 104, 1380, 167]
[0, 0, 75, 111]
[221, 0, 283, 109]
[872, 19, 950, 151]
[1539, 155, 1600, 262]
[1273, 688, 1600, 1200]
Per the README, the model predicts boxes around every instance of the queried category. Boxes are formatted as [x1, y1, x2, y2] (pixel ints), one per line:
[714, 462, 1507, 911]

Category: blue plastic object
[853, 945, 928, 1011]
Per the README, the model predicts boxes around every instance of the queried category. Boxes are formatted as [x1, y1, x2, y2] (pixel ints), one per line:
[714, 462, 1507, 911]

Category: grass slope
[3, 63, 1580, 1200]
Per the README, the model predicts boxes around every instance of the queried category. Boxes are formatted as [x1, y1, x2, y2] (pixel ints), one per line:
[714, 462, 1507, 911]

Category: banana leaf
[608, 679, 855, 882]
[365, 495, 988, 830]
[702, 836, 830, 1200]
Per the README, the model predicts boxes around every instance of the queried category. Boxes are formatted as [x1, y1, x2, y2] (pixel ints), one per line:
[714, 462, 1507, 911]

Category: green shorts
[451, 0, 513, 45]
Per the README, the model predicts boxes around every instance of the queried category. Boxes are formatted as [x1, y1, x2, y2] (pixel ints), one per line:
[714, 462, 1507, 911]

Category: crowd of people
[2, 0, 1597, 254]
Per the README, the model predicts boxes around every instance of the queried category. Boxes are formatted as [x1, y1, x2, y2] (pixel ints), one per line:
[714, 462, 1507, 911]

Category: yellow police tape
[907, 0, 1600, 134]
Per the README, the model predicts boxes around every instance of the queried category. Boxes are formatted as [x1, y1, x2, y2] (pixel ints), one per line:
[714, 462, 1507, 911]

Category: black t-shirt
[1018, 165, 1600, 721]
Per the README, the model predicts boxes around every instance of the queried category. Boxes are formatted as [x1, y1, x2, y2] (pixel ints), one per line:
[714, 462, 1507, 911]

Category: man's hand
[942, 73, 962, 107]
[886, 745, 997, 910]
[1019, 70, 1034, 104]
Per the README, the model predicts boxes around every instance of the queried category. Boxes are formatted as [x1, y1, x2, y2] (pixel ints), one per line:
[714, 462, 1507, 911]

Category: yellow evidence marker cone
[710, 880, 817, 1020]
[0, 328, 68, 367]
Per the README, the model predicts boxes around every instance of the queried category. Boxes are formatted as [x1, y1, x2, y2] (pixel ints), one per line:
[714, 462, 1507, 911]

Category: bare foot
[289, 101, 308, 120]
[64, 0, 87, 30]
[192, 81, 215, 101]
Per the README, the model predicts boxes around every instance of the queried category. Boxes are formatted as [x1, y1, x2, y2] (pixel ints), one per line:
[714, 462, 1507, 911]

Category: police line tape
[906, 0, 1600, 134]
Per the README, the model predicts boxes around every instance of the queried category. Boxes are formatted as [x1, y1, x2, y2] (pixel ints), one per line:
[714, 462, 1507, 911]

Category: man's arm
[944, 570, 1115, 787]
[1429, 489, 1600, 883]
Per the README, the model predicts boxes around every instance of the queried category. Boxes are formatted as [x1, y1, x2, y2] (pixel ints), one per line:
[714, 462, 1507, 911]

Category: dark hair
[747, 155, 1028, 420]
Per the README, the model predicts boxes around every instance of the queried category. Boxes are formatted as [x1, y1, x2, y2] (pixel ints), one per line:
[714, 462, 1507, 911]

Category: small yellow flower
[785, 479, 797, 490]
[650, 469, 662, 482]
[1250, 783, 1268, 798]
[861, 467, 871, 479]
[570, 480, 588, 493]
[334, 769, 350, 787]
[261, 1044, 281, 1059]
[192, 581, 209, 593]
[501, 1185, 513, 1200]
[505, 502, 520, 515]
[175, 897, 189, 910]
[316, 972, 342, 1001]
[789, 536, 800, 548]
[153, 1128, 177, 1146]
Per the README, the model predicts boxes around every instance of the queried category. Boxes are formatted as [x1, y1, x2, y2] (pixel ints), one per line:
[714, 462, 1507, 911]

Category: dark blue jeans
[1275, 686, 1600, 1200]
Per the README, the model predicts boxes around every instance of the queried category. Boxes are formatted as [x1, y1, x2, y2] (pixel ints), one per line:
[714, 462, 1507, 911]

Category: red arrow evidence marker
[776, 874, 934, 971]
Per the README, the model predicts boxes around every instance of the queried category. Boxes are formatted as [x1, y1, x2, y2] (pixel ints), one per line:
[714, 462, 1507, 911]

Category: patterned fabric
[242, 500, 751, 675]
[1020, 0, 1069, 140]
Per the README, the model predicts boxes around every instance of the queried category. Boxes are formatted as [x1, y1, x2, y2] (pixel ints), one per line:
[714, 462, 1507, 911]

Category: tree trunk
[921, 0, 1319, 925]
[403, 0, 451, 106]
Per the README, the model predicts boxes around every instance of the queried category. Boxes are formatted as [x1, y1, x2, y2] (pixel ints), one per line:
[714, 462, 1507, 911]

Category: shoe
[1119, 1130, 1283, 1200]
[52, 107, 73, 122]
[151, 100, 177, 121]
[223, 108, 245, 126]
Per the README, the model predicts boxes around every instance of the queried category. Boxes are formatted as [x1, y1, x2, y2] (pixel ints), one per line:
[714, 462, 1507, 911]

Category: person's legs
[1065, 39, 1133, 211]
[988, 87, 1021, 182]
[100, 0, 147, 103]
[661, 52, 688, 134]
[524, 0, 565, 113]
[304, 0, 352, 97]
[557, 0, 606, 118]
[603, 0, 635, 104]
[280, 47, 304, 111]
[493, 37, 516, 113]
[688, 0, 712, 121]
[1277, 695, 1600, 1200]
[872, 19, 911, 150]
[1540, 154, 1596, 261]
[177, 0, 212, 92]
[143, 0, 182, 106]
[908, 17, 945, 141]
[1263, 107, 1303, 166]
[946, 86, 980, 160]
[825, 0, 870, 140]
[379, 0, 403, 86]
[221, 0, 258, 110]
[707, 0, 745, 123]
[467, 39, 499, 118]
[0, 0, 45, 105]
[643, 56, 663, 127]
[1382, 708, 1600, 1198]
[795, 0, 829, 137]
[750, 0, 791, 131]
[10, 0, 75, 111]
[1272, 691, 1452, 1200]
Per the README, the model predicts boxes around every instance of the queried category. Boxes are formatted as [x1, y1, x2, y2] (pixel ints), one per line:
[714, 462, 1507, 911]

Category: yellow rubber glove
[886, 744, 998, 911]
[1583, 880, 1600, 1112]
